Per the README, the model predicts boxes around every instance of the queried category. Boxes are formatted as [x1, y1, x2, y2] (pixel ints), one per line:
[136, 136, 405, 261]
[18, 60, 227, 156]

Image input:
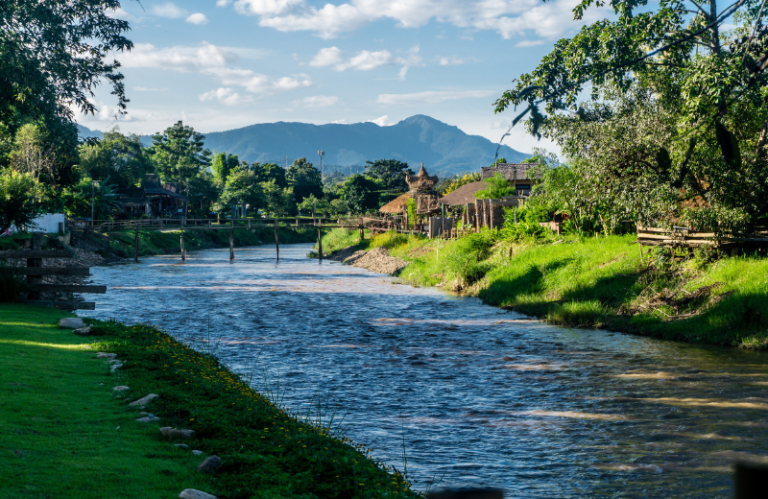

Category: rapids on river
[79, 244, 768, 499]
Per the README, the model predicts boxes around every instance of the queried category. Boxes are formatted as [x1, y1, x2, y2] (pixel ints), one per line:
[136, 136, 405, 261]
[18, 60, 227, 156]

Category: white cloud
[223, 0, 588, 40]
[235, 0, 304, 16]
[309, 46, 422, 76]
[367, 115, 392, 126]
[514, 39, 545, 47]
[338, 50, 393, 71]
[376, 90, 497, 105]
[186, 13, 209, 25]
[200, 88, 254, 106]
[120, 43, 311, 95]
[217, 0, 232, 6]
[296, 95, 340, 108]
[437, 56, 464, 66]
[106, 7, 134, 20]
[331, 119, 348, 124]
[309, 47, 343, 67]
[151, 2, 187, 18]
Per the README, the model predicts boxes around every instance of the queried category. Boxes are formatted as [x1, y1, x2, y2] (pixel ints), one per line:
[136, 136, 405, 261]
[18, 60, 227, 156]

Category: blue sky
[77, 0, 600, 155]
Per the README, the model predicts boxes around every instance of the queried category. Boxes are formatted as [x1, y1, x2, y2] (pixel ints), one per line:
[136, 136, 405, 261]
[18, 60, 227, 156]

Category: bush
[0, 265, 28, 302]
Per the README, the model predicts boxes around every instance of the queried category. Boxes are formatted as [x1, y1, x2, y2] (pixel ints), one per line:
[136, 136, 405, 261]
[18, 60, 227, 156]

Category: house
[480, 163, 540, 196]
[116, 177, 187, 217]
[379, 163, 441, 216]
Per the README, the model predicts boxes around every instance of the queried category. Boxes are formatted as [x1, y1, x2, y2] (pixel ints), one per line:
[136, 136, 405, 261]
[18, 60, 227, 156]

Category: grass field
[318, 229, 768, 349]
[0, 304, 417, 499]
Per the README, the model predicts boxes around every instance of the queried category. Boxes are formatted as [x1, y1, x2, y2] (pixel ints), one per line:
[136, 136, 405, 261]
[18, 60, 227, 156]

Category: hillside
[203, 115, 528, 177]
[76, 115, 529, 177]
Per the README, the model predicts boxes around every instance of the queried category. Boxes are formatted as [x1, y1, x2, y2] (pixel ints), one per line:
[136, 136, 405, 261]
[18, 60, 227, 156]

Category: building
[480, 163, 539, 196]
[116, 177, 187, 217]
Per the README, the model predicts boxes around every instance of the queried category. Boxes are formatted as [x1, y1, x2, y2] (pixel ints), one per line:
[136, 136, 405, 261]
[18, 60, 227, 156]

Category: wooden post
[489, 200, 494, 231]
[318, 222, 323, 261]
[27, 232, 44, 300]
[474, 200, 480, 232]
[296, 218, 299, 228]
[359, 217, 364, 241]
[274, 219, 279, 260]
[180, 232, 185, 261]
[248, 219, 251, 229]
[441, 205, 446, 239]
[229, 222, 234, 260]
[134, 225, 139, 263]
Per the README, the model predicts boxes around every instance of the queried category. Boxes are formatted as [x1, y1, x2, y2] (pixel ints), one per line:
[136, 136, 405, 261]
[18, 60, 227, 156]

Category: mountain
[77, 124, 103, 140]
[203, 115, 529, 177]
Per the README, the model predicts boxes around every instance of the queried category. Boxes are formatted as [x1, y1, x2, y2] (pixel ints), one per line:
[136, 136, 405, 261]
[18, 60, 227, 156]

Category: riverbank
[0, 303, 416, 499]
[318, 229, 768, 349]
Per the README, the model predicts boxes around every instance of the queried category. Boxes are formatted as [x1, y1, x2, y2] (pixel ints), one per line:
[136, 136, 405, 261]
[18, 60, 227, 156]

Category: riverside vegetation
[319, 228, 768, 350]
[0, 303, 417, 499]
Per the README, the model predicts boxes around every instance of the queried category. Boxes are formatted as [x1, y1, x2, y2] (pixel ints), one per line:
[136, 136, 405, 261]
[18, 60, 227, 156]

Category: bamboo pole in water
[134, 225, 139, 263]
[318, 221, 323, 261]
[229, 222, 234, 260]
[180, 232, 185, 261]
[274, 219, 280, 260]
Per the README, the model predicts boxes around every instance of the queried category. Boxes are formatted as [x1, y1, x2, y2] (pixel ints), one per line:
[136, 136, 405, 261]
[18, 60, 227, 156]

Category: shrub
[0, 265, 28, 302]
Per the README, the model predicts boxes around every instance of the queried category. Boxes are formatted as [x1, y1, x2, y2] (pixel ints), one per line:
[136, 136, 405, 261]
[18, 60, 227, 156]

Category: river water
[79, 244, 768, 498]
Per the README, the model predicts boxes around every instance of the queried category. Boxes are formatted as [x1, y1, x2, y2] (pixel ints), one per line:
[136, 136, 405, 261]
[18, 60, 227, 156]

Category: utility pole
[318, 150, 325, 180]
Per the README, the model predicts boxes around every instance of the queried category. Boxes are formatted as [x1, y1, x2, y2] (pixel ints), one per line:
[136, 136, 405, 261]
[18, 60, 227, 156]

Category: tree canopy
[286, 158, 323, 202]
[150, 121, 211, 183]
[496, 0, 768, 229]
[364, 159, 413, 193]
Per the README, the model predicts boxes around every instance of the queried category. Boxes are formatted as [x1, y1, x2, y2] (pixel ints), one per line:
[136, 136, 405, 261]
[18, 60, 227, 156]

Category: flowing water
[79, 244, 768, 498]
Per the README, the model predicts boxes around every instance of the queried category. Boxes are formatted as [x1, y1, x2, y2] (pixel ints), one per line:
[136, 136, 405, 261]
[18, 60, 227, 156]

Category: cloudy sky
[78, 0, 600, 154]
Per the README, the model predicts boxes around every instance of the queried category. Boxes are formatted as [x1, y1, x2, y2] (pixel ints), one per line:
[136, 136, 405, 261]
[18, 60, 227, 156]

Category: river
[78, 244, 768, 499]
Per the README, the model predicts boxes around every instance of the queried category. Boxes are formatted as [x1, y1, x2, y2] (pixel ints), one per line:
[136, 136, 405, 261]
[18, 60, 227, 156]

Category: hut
[379, 192, 411, 215]
[480, 163, 540, 196]
[405, 163, 440, 215]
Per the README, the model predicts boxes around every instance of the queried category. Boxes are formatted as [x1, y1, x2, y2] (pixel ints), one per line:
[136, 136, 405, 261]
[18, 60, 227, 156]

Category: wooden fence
[0, 233, 104, 310]
[637, 226, 768, 250]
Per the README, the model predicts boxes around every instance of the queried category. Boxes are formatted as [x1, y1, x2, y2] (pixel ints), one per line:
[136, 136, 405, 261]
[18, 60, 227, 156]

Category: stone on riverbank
[179, 489, 218, 499]
[136, 414, 161, 423]
[160, 427, 195, 439]
[128, 393, 159, 408]
[109, 361, 123, 372]
[59, 318, 85, 329]
[96, 352, 117, 359]
[73, 326, 92, 336]
[197, 455, 222, 474]
[328, 246, 408, 275]
[113, 386, 129, 392]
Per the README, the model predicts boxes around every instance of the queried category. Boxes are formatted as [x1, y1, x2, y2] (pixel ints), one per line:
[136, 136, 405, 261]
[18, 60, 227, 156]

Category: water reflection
[79, 244, 768, 499]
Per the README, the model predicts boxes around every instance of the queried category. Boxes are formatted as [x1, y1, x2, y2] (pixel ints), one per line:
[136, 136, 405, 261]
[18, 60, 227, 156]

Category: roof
[438, 181, 490, 206]
[406, 162, 438, 192]
[144, 187, 186, 199]
[379, 192, 411, 214]
[117, 197, 154, 207]
[481, 163, 540, 181]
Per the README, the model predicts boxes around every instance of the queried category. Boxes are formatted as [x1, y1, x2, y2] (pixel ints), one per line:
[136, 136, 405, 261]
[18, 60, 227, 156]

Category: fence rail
[637, 226, 768, 249]
[0, 233, 100, 310]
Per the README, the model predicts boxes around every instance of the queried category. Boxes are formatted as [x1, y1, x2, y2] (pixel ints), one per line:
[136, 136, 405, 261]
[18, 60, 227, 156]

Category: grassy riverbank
[0, 304, 416, 499]
[319, 229, 768, 349]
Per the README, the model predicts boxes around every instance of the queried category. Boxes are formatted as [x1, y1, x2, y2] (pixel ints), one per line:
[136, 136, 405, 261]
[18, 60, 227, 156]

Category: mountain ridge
[77, 115, 529, 177]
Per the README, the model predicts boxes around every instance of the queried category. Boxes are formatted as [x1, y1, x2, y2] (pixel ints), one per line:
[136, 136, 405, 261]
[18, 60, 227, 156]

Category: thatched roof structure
[379, 192, 411, 214]
[438, 181, 490, 206]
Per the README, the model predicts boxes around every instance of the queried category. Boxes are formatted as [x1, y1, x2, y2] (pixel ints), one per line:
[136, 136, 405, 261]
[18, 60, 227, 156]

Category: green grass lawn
[0, 304, 211, 498]
[0, 304, 417, 499]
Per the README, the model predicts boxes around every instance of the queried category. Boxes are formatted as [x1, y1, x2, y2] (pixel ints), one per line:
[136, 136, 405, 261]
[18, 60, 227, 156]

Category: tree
[286, 158, 322, 202]
[210, 152, 240, 187]
[187, 171, 218, 216]
[442, 172, 481, 196]
[260, 180, 295, 216]
[220, 170, 265, 218]
[253, 162, 288, 188]
[61, 176, 120, 220]
[150, 121, 210, 183]
[77, 127, 152, 188]
[364, 159, 413, 192]
[0, 169, 44, 232]
[0, 1, 132, 152]
[476, 173, 516, 199]
[495, 0, 768, 229]
[10, 124, 56, 185]
[339, 174, 380, 213]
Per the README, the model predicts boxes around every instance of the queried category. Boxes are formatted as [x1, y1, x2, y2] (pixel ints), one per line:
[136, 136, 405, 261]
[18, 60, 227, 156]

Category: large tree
[150, 121, 210, 183]
[77, 127, 152, 188]
[364, 159, 413, 193]
[495, 0, 768, 229]
[0, 1, 133, 174]
[286, 158, 322, 202]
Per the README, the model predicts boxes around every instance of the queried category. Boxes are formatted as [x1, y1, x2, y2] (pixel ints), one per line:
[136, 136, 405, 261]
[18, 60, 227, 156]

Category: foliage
[495, 0, 768, 230]
[254, 162, 288, 188]
[0, 169, 44, 232]
[220, 170, 265, 217]
[210, 151, 241, 187]
[297, 193, 334, 216]
[60, 176, 120, 220]
[0, 265, 27, 302]
[475, 173, 516, 199]
[499, 207, 549, 242]
[9, 123, 57, 185]
[77, 127, 153, 188]
[406, 198, 415, 228]
[150, 121, 210, 182]
[338, 174, 380, 213]
[260, 180, 295, 216]
[442, 173, 481, 196]
[286, 158, 322, 202]
[364, 158, 413, 193]
[0, 1, 132, 150]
